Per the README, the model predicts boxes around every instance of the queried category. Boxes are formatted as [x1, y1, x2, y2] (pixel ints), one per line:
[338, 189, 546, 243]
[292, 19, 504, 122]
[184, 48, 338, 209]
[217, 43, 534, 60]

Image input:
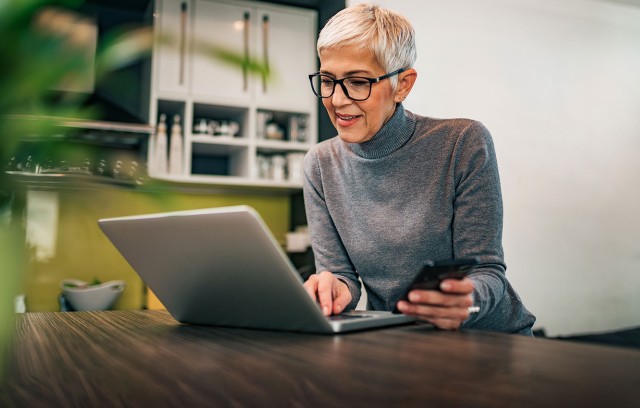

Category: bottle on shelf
[155, 114, 168, 175]
[271, 154, 286, 182]
[169, 114, 183, 176]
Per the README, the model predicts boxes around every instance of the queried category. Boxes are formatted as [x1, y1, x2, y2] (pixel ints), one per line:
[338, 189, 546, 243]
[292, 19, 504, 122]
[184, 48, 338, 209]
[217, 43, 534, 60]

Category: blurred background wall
[349, 0, 640, 336]
[20, 186, 291, 312]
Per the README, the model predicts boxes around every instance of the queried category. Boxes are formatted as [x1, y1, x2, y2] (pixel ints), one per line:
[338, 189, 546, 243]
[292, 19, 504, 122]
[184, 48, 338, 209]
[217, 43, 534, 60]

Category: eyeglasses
[308, 68, 406, 102]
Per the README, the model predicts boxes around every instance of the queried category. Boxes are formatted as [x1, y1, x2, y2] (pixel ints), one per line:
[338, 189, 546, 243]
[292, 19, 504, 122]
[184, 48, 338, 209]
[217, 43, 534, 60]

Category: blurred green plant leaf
[0, 0, 270, 377]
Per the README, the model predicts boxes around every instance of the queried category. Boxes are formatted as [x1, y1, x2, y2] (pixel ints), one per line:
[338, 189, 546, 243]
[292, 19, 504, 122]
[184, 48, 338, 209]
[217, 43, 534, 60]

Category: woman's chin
[337, 129, 373, 144]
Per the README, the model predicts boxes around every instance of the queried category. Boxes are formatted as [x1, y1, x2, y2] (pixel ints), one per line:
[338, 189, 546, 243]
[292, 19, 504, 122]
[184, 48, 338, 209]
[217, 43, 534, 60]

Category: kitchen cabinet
[154, 0, 191, 95]
[252, 7, 316, 112]
[191, 0, 316, 110]
[191, 0, 251, 103]
[150, 0, 318, 188]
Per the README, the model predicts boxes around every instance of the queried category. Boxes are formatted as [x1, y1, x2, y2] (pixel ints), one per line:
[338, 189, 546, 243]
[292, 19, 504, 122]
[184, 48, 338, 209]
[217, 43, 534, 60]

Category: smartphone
[392, 257, 480, 313]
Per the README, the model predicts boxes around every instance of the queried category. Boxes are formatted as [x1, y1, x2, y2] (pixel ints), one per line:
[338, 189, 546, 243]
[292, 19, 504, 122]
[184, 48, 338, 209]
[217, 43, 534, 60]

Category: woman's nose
[331, 83, 352, 106]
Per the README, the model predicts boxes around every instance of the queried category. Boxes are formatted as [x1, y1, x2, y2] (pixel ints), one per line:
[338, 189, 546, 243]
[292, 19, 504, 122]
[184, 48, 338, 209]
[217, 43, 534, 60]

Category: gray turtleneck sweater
[303, 105, 535, 335]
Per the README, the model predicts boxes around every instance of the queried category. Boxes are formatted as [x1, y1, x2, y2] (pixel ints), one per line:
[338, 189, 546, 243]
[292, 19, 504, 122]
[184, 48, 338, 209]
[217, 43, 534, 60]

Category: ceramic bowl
[60, 279, 126, 311]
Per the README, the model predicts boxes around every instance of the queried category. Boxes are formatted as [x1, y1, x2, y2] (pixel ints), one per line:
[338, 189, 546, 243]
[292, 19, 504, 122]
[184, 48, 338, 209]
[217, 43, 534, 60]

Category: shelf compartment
[255, 150, 305, 185]
[192, 103, 248, 139]
[190, 141, 249, 178]
[257, 109, 309, 143]
[156, 99, 186, 127]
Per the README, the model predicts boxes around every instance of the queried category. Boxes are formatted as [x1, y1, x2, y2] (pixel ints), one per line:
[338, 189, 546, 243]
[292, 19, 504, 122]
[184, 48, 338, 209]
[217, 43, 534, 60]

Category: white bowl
[60, 279, 126, 311]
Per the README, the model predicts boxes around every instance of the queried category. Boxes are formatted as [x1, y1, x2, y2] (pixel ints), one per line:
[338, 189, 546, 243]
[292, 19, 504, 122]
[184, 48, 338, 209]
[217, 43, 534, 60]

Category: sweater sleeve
[302, 148, 362, 310]
[452, 122, 535, 333]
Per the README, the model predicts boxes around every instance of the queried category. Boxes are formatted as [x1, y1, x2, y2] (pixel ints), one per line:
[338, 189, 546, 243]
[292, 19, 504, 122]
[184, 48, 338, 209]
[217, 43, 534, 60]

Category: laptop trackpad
[329, 312, 375, 321]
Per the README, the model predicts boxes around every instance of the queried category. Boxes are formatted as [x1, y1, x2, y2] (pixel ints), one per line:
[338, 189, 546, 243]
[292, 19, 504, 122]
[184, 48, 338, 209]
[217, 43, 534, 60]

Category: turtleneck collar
[346, 104, 416, 159]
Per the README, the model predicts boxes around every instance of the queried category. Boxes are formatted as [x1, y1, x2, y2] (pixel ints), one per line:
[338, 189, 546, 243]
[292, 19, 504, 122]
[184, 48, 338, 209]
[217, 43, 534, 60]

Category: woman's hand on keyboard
[303, 271, 352, 316]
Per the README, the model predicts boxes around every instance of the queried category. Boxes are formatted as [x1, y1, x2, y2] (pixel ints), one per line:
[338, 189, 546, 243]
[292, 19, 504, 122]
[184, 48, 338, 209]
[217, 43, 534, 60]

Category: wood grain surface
[1, 310, 639, 407]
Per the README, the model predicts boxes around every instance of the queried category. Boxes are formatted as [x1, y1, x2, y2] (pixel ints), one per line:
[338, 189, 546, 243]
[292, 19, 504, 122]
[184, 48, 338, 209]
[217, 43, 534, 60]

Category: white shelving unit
[148, 0, 318, 188]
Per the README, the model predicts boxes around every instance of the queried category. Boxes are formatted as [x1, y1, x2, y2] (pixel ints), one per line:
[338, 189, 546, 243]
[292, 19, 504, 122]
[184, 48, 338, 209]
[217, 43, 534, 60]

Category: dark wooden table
[2, 310, 639, 407]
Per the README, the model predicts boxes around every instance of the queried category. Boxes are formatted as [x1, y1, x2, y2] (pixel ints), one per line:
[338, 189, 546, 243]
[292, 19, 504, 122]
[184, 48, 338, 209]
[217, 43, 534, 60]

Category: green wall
[21, 185, 291, 312]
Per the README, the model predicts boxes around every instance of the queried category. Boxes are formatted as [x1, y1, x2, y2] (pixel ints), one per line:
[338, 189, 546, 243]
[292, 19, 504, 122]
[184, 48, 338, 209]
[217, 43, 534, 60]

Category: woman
[303, 3, 535, 334]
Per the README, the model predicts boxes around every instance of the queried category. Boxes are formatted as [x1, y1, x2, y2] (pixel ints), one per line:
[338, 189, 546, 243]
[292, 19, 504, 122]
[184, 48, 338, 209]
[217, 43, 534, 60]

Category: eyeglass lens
[311, 75, 372, 101]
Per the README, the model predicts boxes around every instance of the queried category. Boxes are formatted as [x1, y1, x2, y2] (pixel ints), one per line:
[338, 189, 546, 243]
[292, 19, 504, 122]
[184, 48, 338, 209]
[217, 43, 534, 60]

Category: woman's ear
[394, 68, 418, 103]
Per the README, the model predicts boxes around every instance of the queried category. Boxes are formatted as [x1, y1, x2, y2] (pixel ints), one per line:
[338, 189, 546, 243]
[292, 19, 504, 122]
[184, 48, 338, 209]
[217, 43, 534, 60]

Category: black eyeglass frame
[308, 68, 407, 101]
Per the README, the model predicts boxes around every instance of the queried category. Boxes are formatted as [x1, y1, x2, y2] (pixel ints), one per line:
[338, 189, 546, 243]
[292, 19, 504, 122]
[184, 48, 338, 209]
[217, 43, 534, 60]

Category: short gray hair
[317, 3, 416, 88]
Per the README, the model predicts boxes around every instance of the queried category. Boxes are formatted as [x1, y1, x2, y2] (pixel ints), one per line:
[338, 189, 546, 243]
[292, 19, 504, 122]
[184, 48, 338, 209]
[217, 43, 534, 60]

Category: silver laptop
[98, 205, 416, 333]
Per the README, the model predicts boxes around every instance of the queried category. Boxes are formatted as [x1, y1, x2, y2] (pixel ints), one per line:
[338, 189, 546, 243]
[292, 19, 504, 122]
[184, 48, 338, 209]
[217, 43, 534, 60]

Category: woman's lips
[336, 113, 361, 127]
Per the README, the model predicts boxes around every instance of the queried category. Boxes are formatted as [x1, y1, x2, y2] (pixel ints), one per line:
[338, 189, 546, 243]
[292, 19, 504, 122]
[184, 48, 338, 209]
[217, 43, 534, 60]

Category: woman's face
[319, 45, 401, 144]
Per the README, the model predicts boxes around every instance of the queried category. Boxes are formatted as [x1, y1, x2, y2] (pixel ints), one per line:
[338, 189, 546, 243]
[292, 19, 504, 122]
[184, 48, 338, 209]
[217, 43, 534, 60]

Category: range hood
[43, 89, 154, 135]
[50, 91, 153, 134]
[40, 1, 154, 135]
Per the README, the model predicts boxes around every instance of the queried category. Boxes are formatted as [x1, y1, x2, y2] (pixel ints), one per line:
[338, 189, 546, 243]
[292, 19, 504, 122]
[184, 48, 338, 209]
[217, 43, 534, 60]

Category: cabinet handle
[262, 14, 269, 93]
[243, 11, 250, 92]
[179, 1, 187, 85]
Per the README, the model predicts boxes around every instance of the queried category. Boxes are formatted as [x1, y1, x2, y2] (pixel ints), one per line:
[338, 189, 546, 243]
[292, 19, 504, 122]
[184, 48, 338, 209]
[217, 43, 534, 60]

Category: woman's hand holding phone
[395, 259, 478, 330]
